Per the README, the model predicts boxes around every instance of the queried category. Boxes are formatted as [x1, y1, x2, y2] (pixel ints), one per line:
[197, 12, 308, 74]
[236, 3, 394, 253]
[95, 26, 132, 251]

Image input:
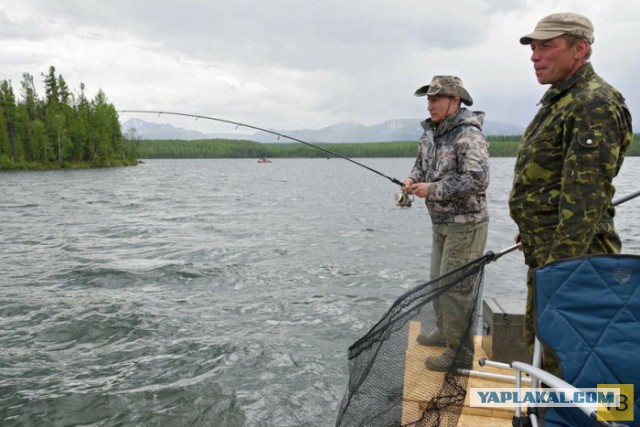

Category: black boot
[416, 331, 446, 347]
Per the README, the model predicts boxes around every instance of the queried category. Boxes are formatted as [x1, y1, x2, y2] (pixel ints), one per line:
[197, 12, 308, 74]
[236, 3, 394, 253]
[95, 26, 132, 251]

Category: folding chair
[482, 254, 640, 426]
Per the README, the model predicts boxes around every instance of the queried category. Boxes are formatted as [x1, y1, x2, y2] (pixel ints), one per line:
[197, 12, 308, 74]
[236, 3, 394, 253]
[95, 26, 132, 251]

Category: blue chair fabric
[534, 254, 640, 426]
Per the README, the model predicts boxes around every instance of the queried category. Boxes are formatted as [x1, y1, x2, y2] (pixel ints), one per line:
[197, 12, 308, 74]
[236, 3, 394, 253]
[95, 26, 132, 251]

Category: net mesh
[335, 253, 493, 427]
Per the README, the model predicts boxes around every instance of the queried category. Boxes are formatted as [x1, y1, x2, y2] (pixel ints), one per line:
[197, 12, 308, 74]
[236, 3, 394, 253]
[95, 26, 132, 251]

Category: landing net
[335, 253, 493, 427]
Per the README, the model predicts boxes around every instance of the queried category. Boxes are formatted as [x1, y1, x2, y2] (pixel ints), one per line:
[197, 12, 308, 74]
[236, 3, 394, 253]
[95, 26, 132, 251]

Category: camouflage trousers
[430, 220, 489, 349]
[522, 232, 621, 377]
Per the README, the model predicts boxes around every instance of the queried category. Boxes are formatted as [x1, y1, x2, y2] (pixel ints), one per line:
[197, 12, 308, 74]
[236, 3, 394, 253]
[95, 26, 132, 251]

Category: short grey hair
[563, 34, 592, 59]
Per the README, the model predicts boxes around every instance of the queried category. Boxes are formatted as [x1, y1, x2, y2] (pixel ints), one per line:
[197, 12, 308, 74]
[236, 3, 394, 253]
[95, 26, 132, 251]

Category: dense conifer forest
[0, 66, 138, 170]
[134, 134, 640, 159]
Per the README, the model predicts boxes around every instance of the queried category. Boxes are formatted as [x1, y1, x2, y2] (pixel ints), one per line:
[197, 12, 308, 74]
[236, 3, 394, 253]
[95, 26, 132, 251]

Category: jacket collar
[539, 62, 594, 106]
[421, 107, 465, 134]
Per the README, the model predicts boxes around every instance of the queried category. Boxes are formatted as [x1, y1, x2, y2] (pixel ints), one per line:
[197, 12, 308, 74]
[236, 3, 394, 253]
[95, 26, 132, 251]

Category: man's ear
[575, 39, 590, 59]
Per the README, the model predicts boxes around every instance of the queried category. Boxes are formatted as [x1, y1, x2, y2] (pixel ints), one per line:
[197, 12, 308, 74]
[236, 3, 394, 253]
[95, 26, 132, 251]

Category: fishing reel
[394, 191, 413, 208]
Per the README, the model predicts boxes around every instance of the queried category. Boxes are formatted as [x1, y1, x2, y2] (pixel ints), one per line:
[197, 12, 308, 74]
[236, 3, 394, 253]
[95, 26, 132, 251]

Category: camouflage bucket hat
[414, 75, 473, 106]
[520, 12, 594, 45]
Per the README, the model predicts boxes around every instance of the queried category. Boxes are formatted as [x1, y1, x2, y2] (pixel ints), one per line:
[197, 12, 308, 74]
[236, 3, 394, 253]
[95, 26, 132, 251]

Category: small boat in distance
[257, 157, 272, 163]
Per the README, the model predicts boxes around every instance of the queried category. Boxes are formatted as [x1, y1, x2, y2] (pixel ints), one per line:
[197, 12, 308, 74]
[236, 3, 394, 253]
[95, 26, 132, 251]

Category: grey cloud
[6, 1, 637, 131]
[13, 0, 492, 70]
[0, 10, 54, 40]
[479, 0, 526, 13]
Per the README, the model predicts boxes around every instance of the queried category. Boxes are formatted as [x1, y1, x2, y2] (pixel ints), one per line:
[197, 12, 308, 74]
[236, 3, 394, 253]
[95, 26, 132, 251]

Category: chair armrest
[511, 362, 619, 426]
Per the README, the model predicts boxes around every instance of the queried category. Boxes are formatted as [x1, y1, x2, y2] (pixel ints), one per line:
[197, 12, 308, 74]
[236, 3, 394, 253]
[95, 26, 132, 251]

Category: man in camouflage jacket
[509, 13, 632, 376]
[403, 75, 490, 371]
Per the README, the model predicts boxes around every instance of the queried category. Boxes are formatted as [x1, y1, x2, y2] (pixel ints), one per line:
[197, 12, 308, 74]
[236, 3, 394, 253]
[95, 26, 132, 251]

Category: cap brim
[414, 85, 473, 106]
[519, 29, 567, 45]
[414, 85, 430, 97]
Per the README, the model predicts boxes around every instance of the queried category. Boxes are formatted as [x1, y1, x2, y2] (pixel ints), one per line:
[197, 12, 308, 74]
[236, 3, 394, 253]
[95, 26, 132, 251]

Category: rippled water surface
[2, 157, 639, 426]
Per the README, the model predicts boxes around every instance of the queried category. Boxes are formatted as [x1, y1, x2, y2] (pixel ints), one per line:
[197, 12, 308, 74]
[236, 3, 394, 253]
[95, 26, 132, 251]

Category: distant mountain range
[121, 117, 524, 142]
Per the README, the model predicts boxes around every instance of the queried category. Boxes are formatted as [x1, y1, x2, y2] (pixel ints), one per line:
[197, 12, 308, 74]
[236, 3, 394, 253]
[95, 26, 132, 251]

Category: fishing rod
[489, 187, 640, 262]
[119, 110, 405, 188]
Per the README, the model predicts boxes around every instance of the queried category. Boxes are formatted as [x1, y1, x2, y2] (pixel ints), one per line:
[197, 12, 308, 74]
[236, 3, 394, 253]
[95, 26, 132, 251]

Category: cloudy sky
[1, 0, 638, 134]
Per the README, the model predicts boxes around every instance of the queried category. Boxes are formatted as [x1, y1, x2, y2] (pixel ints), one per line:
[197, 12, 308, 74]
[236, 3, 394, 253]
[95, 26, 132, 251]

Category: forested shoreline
[3, 66, 638, 169]
[135, 134, 640, 159]
[0, 66, 138, 171]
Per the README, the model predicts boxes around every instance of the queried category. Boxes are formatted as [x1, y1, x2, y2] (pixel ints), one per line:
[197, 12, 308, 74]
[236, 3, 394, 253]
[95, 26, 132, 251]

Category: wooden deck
[402, 320, 528, 426]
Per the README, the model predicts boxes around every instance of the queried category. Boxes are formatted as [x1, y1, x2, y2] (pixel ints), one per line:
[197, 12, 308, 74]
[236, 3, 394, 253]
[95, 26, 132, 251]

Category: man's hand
[514, 233, 523, 251]
[409, 182, 429, 199]
[402, 178, 414, 194]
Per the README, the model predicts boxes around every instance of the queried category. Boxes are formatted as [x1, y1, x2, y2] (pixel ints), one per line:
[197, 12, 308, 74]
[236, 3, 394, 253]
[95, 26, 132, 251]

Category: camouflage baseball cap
[414, 75, 473, 106]
[520, 12, 594, 45]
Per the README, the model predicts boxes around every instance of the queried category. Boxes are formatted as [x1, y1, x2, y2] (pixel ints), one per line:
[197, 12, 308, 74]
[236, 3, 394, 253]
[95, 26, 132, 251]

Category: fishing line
[118, 110, 405, 187]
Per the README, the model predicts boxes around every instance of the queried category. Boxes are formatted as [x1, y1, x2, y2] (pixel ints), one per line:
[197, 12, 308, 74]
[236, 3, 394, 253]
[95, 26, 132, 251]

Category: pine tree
[75, 83, 92, 161]
[43, 66, 60, 108]
[0, 96, 9, 160]
[20, 73, 40, 121]
[31, 119, 48, 162]
[0, 80, 20, 161]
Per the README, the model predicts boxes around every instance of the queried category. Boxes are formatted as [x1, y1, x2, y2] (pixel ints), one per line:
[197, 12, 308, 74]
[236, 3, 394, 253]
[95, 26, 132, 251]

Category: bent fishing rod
[489, 187, 640, 262]
[119, 110, 405, 187]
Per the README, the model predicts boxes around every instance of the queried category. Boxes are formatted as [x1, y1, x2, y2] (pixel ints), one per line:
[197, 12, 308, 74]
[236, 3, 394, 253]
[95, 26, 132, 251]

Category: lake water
[1, 157, 639, 426]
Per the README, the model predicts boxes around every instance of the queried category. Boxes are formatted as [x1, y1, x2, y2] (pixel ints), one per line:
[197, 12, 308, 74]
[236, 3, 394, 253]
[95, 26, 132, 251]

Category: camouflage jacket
[509, 63, 632, 267]
[408, 108, 489, 224]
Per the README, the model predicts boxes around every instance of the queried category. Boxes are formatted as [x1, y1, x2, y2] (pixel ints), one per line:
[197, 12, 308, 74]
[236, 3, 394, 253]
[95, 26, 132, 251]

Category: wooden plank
[458, 413, 513, 426]
[402, 320, 529, 425]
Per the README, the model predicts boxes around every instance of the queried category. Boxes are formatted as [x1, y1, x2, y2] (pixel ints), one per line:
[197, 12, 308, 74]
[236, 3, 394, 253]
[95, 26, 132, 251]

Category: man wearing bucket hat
[509, 12, 632, 380]
[403, 76, 490, 371]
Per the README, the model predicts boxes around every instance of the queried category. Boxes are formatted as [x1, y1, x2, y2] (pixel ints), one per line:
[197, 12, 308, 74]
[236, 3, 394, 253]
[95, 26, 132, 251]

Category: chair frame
[474, 254, 640, 427]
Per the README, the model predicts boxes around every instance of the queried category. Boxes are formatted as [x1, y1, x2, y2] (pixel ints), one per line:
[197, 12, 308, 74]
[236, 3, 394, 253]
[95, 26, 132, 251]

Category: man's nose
[530, 49, 540, 62]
